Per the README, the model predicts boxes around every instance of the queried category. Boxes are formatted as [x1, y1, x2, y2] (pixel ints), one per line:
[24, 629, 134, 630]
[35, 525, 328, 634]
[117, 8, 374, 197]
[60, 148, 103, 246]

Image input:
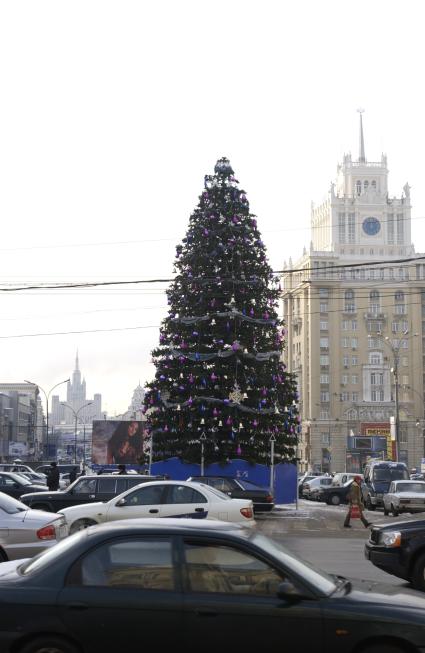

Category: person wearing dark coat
[47, 462, 60, 491]
[344, 476, 371, 528]
[69, 467, 78, 484]
[117, 464, 128, 475]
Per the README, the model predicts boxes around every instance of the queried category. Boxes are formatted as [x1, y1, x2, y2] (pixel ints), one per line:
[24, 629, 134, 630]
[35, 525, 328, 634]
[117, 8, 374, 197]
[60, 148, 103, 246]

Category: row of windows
[320, 353, 409, 366]
[356, 179, 377, 194]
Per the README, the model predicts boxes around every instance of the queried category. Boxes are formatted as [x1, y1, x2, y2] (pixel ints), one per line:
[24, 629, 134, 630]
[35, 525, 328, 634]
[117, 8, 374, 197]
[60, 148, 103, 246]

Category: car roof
[87, 517, 248, 537]
[394, 479, 425, 484]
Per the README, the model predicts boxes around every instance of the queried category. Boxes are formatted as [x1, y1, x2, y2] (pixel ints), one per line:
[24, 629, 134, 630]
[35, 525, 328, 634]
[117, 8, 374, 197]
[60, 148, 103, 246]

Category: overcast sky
[0, 0, 424, 415]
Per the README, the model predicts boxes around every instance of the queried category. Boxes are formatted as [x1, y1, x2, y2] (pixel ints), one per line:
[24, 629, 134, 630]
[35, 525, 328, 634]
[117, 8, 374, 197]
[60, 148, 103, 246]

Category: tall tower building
[282, 113, 425, 473]
[51, 352, 102, 427]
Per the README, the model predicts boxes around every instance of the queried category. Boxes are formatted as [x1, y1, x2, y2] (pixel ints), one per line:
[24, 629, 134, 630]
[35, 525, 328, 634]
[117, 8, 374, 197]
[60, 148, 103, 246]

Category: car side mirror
[277, 580, 307, 602]
[116, 498, 127, 507]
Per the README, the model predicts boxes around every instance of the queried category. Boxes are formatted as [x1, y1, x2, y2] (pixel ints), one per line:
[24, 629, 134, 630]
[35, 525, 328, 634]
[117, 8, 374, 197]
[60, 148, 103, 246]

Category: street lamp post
[24, 378, 70, 459]
[61, 402, 93, 464]
[269, 434, 276, 494]
[370, 331, 418, 462]
[200, 431, 206, 476]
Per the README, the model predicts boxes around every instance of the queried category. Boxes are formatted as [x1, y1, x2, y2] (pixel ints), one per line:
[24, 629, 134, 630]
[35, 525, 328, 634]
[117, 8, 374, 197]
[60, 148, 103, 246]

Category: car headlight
[379, 531, 402, 547]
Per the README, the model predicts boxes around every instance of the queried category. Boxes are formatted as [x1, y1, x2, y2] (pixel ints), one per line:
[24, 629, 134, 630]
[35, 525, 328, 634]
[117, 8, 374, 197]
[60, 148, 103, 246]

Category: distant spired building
[115, 383, 145, 421]
[51, 352, 102, 427]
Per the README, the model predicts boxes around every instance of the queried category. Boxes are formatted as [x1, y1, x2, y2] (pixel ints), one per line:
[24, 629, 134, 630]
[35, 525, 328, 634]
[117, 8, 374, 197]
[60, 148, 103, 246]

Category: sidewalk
[259, 501, 387, 537]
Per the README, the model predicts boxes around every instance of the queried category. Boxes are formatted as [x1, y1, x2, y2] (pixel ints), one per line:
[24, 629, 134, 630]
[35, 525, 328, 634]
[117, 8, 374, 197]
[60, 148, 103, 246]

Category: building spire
[75, 349, 79, 371]
[357, 108, 366, 163]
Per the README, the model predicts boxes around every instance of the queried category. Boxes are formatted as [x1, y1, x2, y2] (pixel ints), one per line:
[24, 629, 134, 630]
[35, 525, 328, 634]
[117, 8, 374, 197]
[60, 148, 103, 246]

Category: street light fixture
[60, 402, 94, 464]
[24, 378, 70, 459]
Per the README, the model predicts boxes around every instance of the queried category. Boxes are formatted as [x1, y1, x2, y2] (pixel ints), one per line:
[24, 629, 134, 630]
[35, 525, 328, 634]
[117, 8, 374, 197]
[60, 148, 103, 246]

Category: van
[362, 461, 409, 510]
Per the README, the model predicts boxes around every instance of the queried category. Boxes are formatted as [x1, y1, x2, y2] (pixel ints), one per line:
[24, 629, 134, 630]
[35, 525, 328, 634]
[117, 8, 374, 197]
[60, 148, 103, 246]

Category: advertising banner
[91, 420, 145, 466]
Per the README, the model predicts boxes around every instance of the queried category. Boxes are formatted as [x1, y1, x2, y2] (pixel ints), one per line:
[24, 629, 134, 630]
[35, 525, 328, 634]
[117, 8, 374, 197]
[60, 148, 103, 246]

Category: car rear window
[237, 480, 268, 491]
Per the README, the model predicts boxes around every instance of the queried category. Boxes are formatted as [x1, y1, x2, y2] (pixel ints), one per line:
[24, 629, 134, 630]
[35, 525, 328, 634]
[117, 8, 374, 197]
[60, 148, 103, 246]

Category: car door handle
[65, 602, 89, 611]
[195, 507, 205, 512]
[149, 509, 159, 513]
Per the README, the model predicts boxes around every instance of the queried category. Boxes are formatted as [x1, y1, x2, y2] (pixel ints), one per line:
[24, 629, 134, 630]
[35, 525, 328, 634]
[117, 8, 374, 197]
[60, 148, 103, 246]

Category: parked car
[14, 472, 47, 485]
[0, 464, 46, 483]
[305, 477, 333, 501]
[362, 460, 409, 510]
[383, 480, 425, 516]
[365, 516, 425, 591]
[297, 473, 321, 497]
[317, 479, 354, 505]
[0, 492, 67, 562]
[2, 518, 425, 652]
[0, 472, 48, 500]
[187, 476, 274, 512]
[59, 480, 255, 534]
[301, 475, 332, 500]
[20, 474, 167, 512]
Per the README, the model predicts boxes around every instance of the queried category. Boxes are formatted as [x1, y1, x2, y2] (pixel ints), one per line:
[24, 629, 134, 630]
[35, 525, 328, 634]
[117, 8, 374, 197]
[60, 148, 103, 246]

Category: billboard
[91, 420, 145, 466]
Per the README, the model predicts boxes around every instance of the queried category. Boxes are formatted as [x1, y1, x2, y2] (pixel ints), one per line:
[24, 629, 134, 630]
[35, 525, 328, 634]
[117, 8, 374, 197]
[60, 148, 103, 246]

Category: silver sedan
[383, 480, 425, 516]
[0, 491, 67, 561]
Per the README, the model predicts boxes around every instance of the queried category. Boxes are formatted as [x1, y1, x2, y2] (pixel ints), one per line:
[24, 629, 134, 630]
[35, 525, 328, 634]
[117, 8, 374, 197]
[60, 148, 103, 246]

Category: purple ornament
[232, 341, 240, 351]
[188, 397, 193, 406]
[236, 445, 242, 456]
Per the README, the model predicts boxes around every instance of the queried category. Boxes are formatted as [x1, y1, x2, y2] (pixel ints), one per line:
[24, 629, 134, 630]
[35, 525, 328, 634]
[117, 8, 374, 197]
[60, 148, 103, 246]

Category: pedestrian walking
[117, 464, 128, 475]
[344, 476, 371, 529]
[46, 461, 60, 491]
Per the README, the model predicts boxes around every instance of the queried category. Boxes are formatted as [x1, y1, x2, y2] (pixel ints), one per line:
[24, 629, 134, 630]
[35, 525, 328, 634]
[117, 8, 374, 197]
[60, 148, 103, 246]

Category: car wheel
[31, 504, 52, 512]
[412, 552, 425, 591]
[18, 635, 79, 653]
[330, 494, 340, 506]
[391, 504, 399, 517]
[69, 518, 97, 535]
[360, 644, 406, 653]
[366, 496, 376, 511]
[383, 505, 389, 516]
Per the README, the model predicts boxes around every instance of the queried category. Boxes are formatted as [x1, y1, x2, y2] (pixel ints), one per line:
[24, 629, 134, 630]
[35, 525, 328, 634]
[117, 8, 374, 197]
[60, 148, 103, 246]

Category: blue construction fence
[92, 458, 297, 504]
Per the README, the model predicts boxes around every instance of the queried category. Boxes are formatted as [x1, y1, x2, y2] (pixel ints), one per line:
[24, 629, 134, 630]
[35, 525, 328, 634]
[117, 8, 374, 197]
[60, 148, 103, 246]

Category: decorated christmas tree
[143, 158, 299, 466]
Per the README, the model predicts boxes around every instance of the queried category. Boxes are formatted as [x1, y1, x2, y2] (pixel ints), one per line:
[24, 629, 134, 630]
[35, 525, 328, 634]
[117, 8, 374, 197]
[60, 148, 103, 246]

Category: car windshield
[0, 493, 27, 514]
[19, 531, 83, 575]
[237, 479, 268, 491]
[373, 468, 409, 482]
[251, 533, 337, 596]
[396, 483, 425, 493]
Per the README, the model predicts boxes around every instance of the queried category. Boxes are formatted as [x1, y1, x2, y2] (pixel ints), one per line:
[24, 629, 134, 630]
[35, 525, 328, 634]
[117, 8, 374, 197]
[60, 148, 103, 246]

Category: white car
[0, 492, 67, 560]
[60, 480, 255, 534]
[383, 480, 425, 516]
[302, 475, 332, 500]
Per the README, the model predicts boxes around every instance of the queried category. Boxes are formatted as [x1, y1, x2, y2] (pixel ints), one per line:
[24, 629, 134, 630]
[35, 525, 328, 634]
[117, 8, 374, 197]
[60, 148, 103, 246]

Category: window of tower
[364, 180, 369, 191]
[356, 180, 361, 195]
[371, 180, 376, 189]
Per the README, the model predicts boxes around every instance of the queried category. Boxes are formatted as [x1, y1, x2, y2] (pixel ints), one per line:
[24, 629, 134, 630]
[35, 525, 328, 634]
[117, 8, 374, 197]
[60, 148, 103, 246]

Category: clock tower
[311, 111, 413, 258]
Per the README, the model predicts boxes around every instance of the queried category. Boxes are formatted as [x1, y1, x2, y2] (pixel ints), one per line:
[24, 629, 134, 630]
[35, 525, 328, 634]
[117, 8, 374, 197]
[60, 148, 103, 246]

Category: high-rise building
[282, 113, 425, 473]
[51, 352, 102, 427]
